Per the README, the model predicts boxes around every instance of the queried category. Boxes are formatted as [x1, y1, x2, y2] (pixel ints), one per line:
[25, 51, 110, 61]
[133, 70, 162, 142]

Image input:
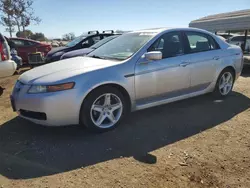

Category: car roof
[83, 33, 120, 37]
[10, 37, 41, 43]
[131, 27, 216, 36]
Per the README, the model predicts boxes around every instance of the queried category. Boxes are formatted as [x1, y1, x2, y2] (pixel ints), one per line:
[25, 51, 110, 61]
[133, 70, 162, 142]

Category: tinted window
[231, 36, 250, 41]
[11, 39, 36, 47]
[102, 35, 112, 39]
[91, 36, 101, 44]
[25, 41, 37, 46]
[66, 35, 86, 47]
[11, 39, 25, 47]
[148, 32, 184, 58]
[82, 36, 101, 47]
[185, 31, 218, 53]
[231, 36, 244, 41]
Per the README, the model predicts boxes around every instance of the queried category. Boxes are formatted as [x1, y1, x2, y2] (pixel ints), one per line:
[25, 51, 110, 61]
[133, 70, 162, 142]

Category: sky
[0, 0, 249, 38]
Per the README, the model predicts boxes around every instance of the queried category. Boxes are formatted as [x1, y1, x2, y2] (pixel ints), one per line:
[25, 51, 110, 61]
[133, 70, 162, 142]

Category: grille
[20, 109, 47, 120]
[28, 53, 44, 64]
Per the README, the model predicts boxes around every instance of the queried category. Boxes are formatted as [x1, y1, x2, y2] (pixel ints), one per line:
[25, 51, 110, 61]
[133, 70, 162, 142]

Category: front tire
[213, 68, 235, 98]
[80, 86, 128, 132]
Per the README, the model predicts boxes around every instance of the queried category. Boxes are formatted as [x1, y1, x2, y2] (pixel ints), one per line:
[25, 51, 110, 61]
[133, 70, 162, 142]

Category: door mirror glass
[144, 51, 162, 60]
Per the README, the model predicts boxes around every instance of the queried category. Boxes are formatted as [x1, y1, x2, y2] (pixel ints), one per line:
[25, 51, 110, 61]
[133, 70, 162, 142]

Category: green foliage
[0, 0, 16, 36]
[62, 33, 75, 41]
[16, 29, 33, 37]
[30, 32, 47, 41]
[16, 30, 47, 41]
[0, 0, 41, 37]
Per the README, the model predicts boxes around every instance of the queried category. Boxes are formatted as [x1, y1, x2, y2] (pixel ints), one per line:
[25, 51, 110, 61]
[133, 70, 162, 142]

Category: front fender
[75, 66, 136, 114]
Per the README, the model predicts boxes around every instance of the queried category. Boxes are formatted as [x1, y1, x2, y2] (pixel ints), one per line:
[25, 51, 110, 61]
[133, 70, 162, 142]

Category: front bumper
[11, 83, 82, 126]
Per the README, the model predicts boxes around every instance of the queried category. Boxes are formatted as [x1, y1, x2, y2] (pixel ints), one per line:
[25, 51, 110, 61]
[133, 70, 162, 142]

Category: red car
[10, 38, 52, 64]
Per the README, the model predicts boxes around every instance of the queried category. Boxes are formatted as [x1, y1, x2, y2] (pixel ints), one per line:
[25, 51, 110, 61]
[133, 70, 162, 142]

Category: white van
[0, 33, 16, 78]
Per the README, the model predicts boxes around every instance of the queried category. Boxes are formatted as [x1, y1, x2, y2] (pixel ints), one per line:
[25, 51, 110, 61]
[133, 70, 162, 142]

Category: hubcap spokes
[219, 72, 233, 95]
[91, 93, 123, 128]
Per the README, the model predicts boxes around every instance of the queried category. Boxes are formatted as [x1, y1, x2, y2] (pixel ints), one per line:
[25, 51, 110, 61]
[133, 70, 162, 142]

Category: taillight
[0, 43, 7, 61]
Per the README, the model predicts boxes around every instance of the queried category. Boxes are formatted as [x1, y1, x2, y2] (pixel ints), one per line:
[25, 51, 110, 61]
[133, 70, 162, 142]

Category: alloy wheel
[90, 93, 123, 128]
[219, 72, 233, 95]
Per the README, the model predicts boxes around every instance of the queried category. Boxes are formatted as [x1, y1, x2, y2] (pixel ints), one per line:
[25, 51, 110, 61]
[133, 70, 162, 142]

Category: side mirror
[144, 51, 162, 61]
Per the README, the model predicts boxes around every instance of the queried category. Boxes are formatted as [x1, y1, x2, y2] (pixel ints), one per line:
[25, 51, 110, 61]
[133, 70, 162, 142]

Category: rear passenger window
[185, 32, 219, 53]
[91, 36, 101, 44]
[148, 32, 184, 59]
[11, 39, 25, 47]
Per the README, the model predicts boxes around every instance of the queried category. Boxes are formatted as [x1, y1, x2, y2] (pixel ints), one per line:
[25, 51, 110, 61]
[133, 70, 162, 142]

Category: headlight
[28, 82, 75, 94]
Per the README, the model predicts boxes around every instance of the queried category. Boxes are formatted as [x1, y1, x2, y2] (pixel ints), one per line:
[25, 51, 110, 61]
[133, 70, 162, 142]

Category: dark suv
[45, 30, 118, 63]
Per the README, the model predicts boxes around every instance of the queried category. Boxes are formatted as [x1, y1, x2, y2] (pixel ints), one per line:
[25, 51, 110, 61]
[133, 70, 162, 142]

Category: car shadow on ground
[0, 92, 250, 180]
[241, 66, 250, 77]
[18, 67, 31, 75]
[0, 86, 5, 96]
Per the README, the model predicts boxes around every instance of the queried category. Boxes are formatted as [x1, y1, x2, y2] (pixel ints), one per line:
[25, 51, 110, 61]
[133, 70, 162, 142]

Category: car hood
[19, 57, 118, 84]
[47, 46, 68, 56]
[62, 48, 93, 59]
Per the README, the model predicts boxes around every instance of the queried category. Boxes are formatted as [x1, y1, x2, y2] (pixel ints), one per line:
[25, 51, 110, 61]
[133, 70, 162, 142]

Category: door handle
[213, 56, 220, 60]
[179, 62, 190, 67]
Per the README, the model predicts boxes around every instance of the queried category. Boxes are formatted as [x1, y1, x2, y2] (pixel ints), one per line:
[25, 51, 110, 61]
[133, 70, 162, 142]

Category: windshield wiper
[90, 55, 106, 59]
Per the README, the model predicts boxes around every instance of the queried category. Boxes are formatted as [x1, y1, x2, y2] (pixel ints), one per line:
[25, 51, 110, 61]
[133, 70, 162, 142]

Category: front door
[135, 31, 191, 105]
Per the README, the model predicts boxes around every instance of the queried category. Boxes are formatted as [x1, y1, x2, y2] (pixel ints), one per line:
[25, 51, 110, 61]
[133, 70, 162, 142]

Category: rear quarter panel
[214, 46, 243, 82]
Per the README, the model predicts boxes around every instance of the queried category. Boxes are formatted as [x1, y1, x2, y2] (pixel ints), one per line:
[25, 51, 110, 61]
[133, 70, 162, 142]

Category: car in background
[5, 37, 23, 69]
[227, 35, 250, 52]
[216, 35, 226, 41]
[9, 37, 52, 64]
[60, 35, 120, 60]
[217, 33, 234, 39]
[45, 30, 119, 63]
[0, 33, 17, 78]
[11, 28, 243, 132]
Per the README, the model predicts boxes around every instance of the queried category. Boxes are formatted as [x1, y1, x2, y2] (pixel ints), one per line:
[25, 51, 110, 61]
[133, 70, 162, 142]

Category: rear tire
[213, 68, 235, 98]
[80, 86, 128, 132]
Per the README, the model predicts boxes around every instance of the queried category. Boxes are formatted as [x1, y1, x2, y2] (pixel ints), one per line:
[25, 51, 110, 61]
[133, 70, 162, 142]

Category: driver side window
[148, 32, 184, 59]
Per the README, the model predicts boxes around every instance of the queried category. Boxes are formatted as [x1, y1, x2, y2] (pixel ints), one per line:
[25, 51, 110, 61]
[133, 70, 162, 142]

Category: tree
[0, 0, 41, 37]
[16, 30, 47, 41]
[62, 33, 75, 41]
[0, 0, 16, 37]
[13, 0, 41, 33]
[30, 32, 46, 41]
[16, 29, 32, 37]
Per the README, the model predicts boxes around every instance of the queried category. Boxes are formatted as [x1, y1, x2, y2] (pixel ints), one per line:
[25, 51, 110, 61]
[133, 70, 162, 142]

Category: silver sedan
[11, 28, 243, 132]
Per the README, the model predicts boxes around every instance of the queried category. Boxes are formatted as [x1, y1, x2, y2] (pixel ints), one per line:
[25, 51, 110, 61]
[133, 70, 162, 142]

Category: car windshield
[66, 35, 86, 47]
[90, 36, 118, 49]
[87, 32, 156, 60]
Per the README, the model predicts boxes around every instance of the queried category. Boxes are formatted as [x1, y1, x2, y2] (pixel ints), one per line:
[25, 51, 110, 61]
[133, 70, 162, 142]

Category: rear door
[183, 31, 222, 90]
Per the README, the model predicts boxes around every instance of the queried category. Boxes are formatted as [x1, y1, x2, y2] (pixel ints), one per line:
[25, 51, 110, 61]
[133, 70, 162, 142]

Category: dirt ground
[0, 67, 250, 188]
